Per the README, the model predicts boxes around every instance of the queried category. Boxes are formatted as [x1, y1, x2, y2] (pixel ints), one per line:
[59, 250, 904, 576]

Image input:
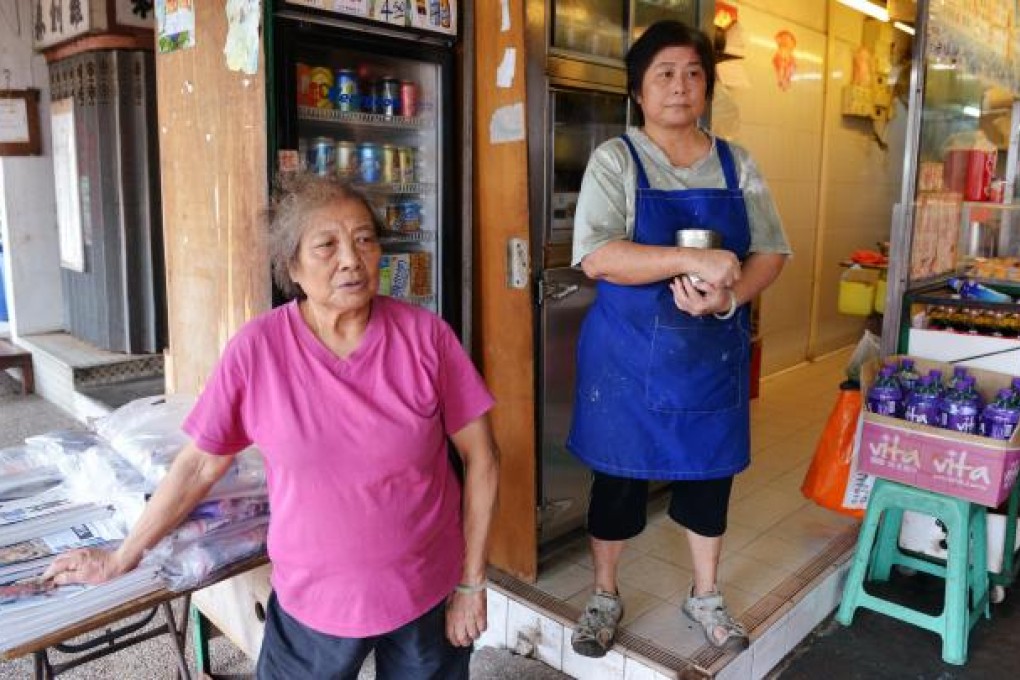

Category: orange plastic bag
[801, 386, 866, 518]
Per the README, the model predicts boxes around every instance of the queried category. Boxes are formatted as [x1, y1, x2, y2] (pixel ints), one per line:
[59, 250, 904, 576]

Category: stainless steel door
[539, 266, 597, 543]
[537, 88, 626, 545]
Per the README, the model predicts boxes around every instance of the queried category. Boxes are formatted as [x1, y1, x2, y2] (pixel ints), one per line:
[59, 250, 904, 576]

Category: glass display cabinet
[882, 0, 1020, 372]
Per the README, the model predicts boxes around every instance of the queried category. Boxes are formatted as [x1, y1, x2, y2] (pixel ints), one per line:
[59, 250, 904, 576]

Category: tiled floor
[532, 348, 861, 670]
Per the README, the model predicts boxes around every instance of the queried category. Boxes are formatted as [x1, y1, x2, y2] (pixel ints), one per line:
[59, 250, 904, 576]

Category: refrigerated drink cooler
[273, 4, 460, 330]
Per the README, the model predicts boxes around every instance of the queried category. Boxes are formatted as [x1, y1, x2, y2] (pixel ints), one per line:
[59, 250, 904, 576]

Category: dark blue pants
[256, 592, 470, 680]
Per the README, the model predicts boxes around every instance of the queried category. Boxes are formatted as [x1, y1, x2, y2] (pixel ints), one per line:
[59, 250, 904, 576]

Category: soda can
[298, 138, 309, 171]
[397, 147, 415, 184]
[296, 63, 311, 106]
[381, 145, 399, 184]
[335, 141, 358, 178]
[333, 69, 359, 112]
[362, 79, 380, 113]
[309, 67, 334, 108]
[400, 81, 418, 117]
[358, 143, 381, 183]
[399, 201, 422, 232]
[384, 203, 403, 232]
[380, 77, 401, 117]
[309, 136, 335, 176]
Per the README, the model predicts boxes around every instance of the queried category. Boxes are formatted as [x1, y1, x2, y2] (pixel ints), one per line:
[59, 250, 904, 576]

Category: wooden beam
[155, 3, 270, 394]
[473, 0, 537, 581]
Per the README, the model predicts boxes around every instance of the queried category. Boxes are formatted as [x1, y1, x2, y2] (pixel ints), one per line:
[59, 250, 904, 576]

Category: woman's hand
[42, 547, 131, 586]
[670, 276, 731, 317]
[690, 249, 741, 288]
[446, 589, 487, 647]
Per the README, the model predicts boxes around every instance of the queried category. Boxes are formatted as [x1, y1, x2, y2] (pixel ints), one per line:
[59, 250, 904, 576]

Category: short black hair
[626, 21, 716, 108]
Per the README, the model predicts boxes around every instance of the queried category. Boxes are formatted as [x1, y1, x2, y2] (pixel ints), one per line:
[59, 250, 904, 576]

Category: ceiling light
[837, 0, 890, 22]
[893, 21, 915, 35]
[962, 105, 981, 118]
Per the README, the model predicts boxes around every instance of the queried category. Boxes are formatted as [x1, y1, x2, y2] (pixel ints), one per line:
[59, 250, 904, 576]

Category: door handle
[544, 283, 579, 302]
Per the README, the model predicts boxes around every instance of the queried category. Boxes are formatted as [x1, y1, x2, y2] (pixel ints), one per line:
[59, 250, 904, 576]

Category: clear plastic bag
[91, 395, 196, 484]
[845, 330, 882, 384]
[0, 447, 63, 503]
[24, 431, 105, 458]
[52, 443, 152, 506]
[155, 518, 269, 591]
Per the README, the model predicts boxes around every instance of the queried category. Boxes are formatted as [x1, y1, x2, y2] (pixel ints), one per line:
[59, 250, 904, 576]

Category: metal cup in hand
[676, 229, 722, 286]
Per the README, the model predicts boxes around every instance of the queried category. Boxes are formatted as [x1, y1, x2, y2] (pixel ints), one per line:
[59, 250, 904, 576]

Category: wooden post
[155, 3, 273, 660]
[156, 3, 270, 394]
[473, 0, 537, 581]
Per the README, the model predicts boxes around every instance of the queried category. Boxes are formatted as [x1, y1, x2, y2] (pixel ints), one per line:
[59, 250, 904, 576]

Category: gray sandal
[571, 591, 624, 658]
[682, 588, 749, 651]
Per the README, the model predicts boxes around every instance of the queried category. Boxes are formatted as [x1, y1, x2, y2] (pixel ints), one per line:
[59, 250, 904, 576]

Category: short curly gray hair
[267, 174, 383, 299]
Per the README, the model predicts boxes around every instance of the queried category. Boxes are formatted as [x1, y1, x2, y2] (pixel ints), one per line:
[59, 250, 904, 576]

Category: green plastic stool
[836, 478, 990, 665]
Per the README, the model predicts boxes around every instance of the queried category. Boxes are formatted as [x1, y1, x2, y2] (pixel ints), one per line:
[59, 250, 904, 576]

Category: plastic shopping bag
[801, 383, 870, 518]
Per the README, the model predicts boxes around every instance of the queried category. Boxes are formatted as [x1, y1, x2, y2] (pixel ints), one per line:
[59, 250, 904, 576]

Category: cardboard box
[858, 356, 1020, 507]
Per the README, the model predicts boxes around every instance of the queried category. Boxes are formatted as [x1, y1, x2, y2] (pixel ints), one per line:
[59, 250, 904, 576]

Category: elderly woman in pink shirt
[44, 175, 500, 680]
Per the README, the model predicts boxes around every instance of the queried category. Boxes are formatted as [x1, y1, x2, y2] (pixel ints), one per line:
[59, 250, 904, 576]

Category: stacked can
[334, 69, 359, 112]
[358, 143, 381, 183]
[309, 137, 335, 176]
[309, 67, 333, 108]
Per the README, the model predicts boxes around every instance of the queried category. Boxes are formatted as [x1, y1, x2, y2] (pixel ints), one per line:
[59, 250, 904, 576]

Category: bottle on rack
[867, 366, 903, 418]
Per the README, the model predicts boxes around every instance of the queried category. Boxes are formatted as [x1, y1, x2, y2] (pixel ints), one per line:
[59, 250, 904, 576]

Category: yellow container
[874, 277, 888, 314]
[838, 269, 876, 316]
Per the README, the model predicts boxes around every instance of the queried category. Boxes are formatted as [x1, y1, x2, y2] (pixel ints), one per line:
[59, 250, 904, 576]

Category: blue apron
[567, 134, 752, 480]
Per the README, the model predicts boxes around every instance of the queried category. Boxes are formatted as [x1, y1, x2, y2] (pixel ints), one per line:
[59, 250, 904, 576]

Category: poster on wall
[156, 0, 196, 53]
[285, 0, 457, 36]
[50, 99, 85, 273]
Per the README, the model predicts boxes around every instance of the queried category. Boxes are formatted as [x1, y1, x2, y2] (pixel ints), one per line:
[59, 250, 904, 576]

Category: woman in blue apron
[567, 21, 791, 657]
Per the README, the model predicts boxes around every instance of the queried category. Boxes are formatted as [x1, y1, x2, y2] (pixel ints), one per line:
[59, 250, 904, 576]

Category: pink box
[859, 356, 1020, 507]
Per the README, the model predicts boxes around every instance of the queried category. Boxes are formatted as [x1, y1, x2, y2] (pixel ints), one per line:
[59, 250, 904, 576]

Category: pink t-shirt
[182, 296, 495, 637]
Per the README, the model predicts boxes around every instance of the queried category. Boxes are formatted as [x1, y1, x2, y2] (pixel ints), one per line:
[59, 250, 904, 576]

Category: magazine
[0, 518, 125, 570]
[0, 504, 115, 548]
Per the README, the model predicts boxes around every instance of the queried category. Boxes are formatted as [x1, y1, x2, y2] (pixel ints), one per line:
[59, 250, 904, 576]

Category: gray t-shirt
[571, 128, 792, 266]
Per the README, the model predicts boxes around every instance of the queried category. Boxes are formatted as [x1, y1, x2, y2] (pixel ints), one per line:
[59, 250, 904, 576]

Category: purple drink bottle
[981, 388, 1020, 440]
[904, 375, 940, 426]
[939, 376, 980, 434]
[895, 358, 921, 394]
[867, 366, 903, 417]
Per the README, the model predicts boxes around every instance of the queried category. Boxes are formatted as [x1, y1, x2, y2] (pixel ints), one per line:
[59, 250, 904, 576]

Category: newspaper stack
[0, 395, 269, 653]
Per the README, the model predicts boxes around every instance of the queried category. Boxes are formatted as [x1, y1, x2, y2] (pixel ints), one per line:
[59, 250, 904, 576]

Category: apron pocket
[645, 319, 745, 413]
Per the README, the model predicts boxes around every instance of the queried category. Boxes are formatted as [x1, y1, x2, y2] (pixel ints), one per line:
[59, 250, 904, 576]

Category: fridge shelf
[298, 106, 434, 130]
[380, 230, 436, 244]
[360, 182, 436, 195]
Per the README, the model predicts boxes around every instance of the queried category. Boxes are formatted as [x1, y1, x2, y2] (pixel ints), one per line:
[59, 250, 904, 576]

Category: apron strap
[620, 134, 652, 190]
[715, 138, 740, 191]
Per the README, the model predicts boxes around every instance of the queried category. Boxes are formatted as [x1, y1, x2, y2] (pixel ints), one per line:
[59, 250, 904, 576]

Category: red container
[943, 147, 997, 201]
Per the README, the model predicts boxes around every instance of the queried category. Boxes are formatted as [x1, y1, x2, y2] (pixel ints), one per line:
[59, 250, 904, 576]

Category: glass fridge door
[293, 47, 442, 314]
